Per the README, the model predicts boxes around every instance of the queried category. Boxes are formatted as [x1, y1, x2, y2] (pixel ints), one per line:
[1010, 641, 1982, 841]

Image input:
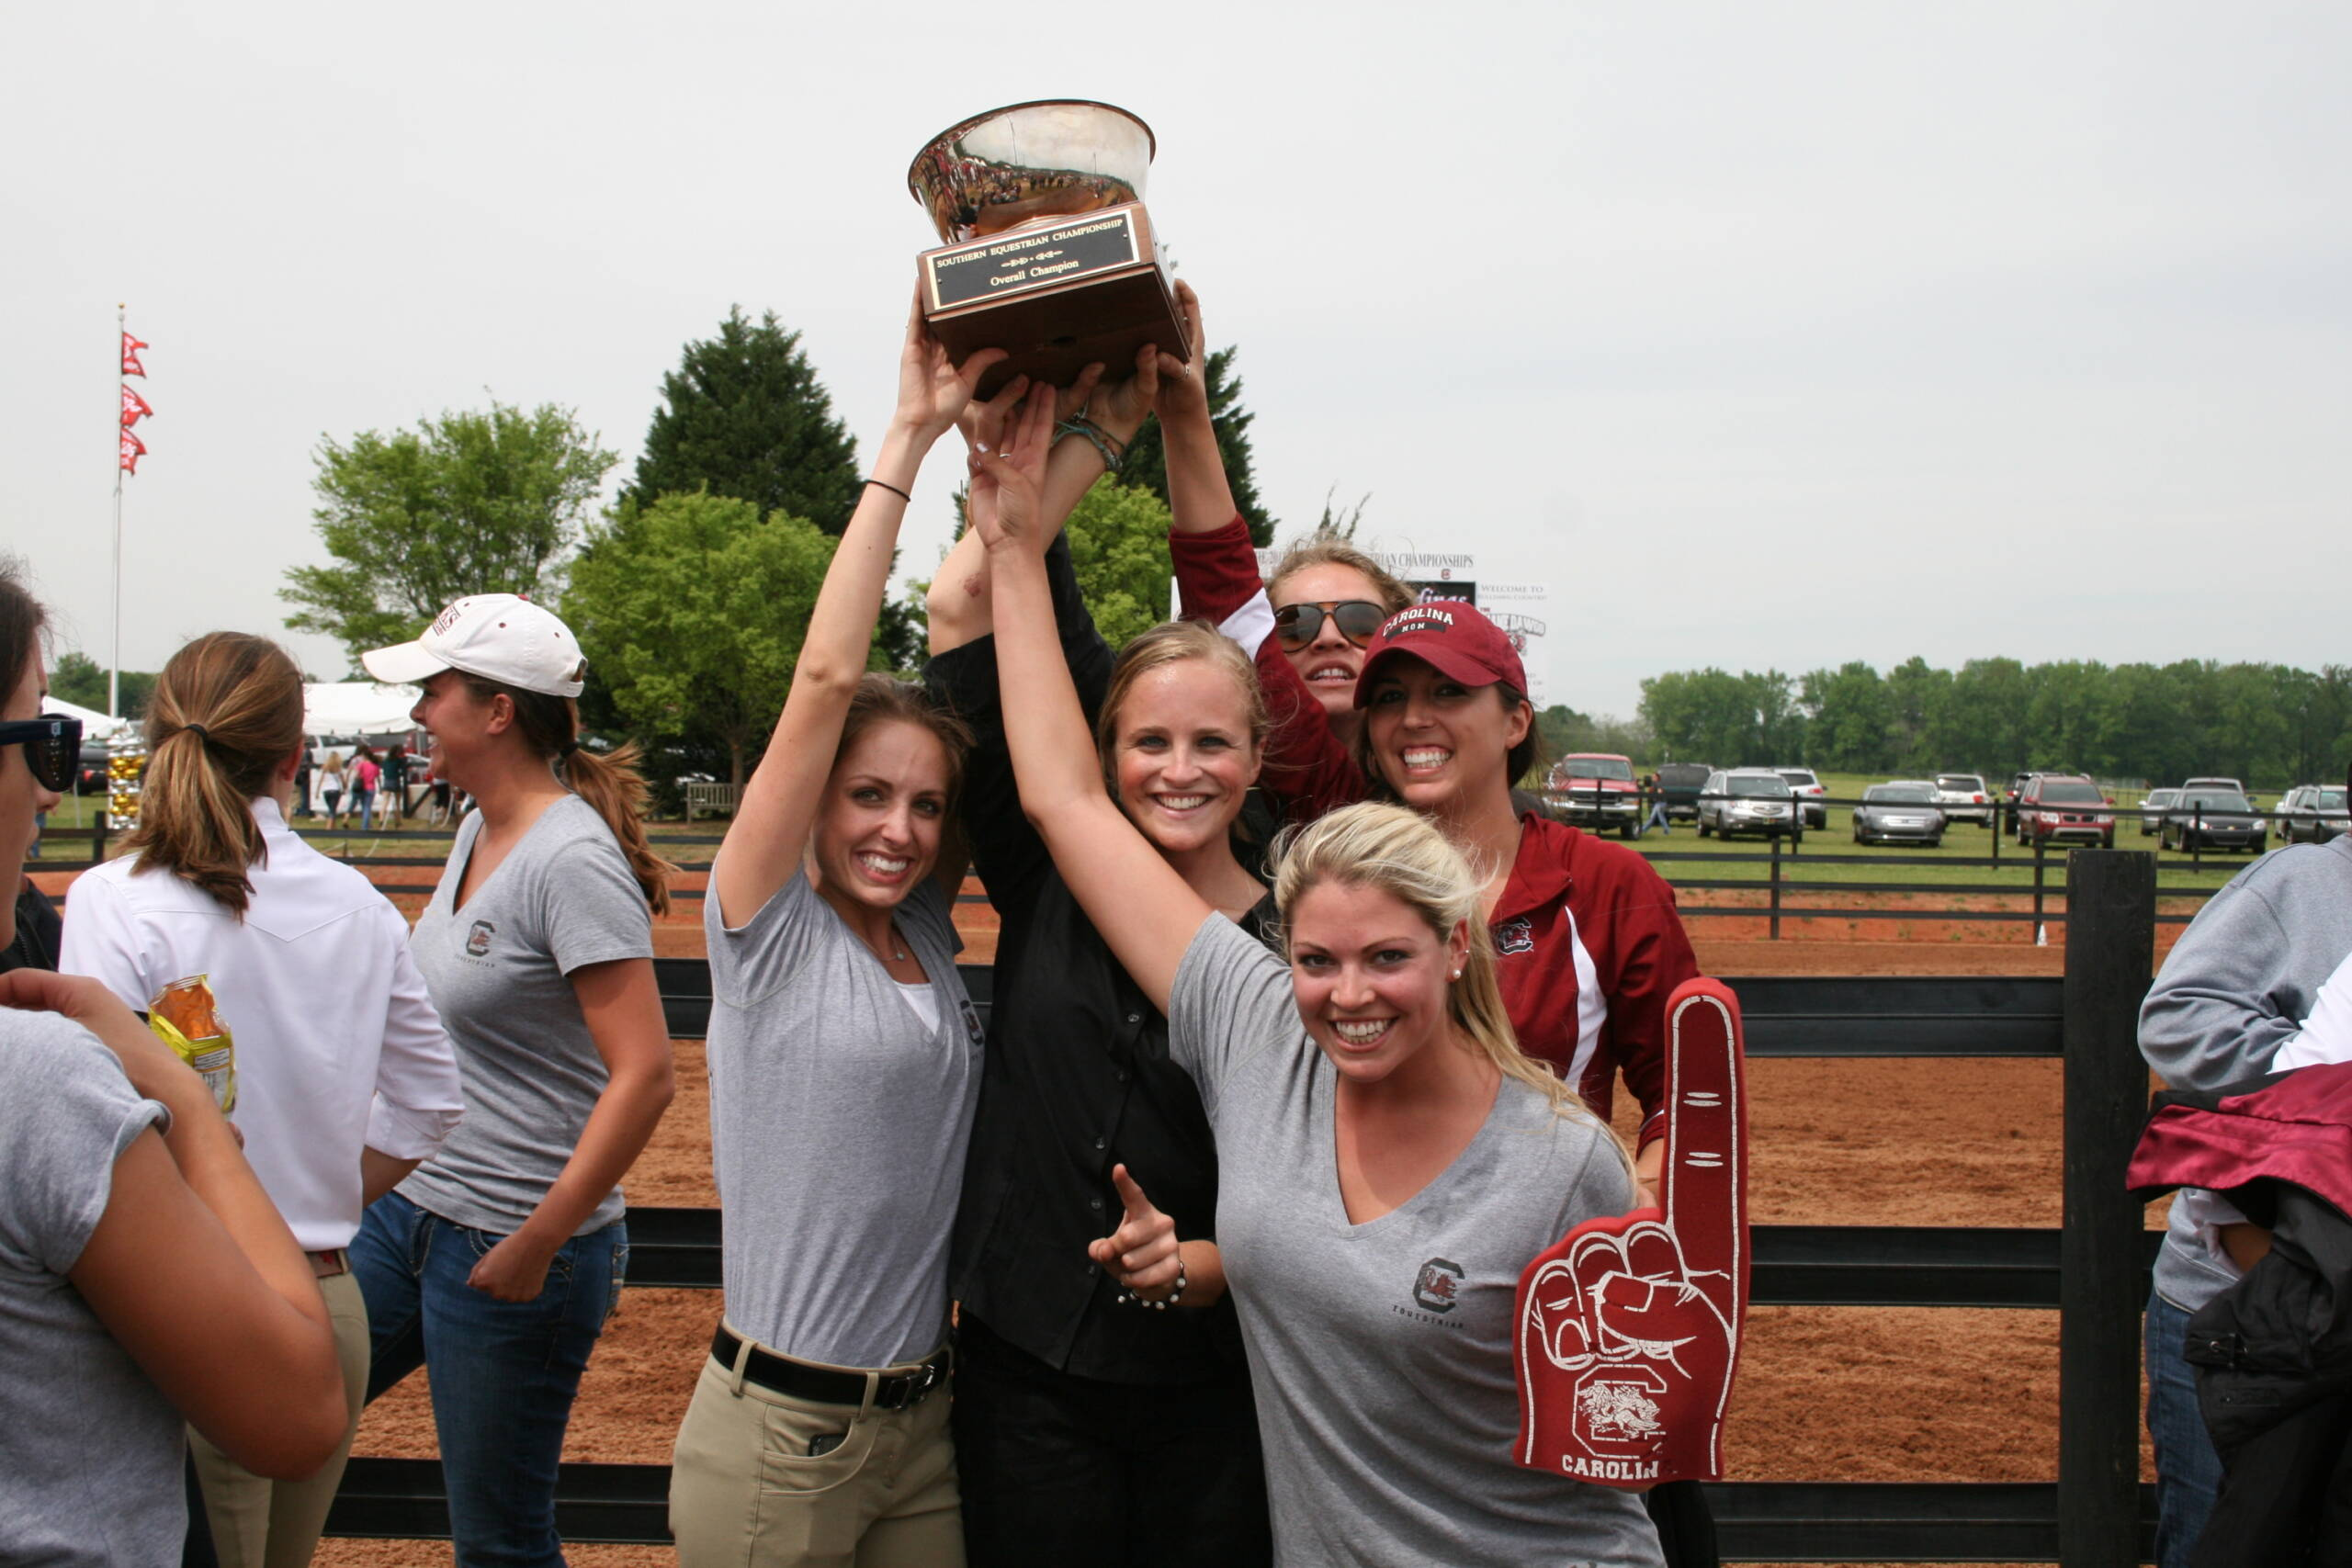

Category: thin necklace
[871, 924, 908, 964]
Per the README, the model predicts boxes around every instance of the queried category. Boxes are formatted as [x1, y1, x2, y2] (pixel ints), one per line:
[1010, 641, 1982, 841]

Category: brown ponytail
[460, 676, 675, 914]
[126, 633, 307, 917]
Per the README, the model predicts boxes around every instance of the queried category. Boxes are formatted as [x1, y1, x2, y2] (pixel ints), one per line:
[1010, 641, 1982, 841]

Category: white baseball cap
[361, 594, 588, 698]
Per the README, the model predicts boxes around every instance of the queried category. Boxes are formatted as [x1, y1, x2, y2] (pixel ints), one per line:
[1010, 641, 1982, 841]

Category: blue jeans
[1639, 802, 1672, 837]
[353, 1190, 627, 1567]
[2144, 1287, 2222, 1568]
[355, 788, 377, 832]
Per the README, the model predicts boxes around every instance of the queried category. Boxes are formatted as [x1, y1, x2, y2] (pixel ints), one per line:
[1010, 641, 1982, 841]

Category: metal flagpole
[111, 302, 125, 719]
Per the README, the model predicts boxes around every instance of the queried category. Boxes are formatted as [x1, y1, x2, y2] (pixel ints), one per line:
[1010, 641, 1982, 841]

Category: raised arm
[711, 300, 1005, 927]
[971, 388, 1212, 1013]
[926, 351, 1161, 656]
[1154, 281, 1240, 538]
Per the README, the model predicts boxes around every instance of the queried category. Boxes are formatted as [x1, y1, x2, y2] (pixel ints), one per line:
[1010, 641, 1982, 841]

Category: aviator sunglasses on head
[0, 716, 84, 794]
[1272, 600, 1386, 651]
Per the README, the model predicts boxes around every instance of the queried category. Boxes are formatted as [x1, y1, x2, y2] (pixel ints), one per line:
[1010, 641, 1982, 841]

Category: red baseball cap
[1353, 599, 1527, 706]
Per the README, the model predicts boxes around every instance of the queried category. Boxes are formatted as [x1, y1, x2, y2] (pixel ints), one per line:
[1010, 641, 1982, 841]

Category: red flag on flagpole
[120, 386, 153, 428]
[121, 333, 149, 378]
[119, 427, 146, 474]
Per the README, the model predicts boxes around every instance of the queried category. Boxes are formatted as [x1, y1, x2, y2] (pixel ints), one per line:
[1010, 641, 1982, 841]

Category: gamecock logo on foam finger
[1514, 978, 1748, 1487]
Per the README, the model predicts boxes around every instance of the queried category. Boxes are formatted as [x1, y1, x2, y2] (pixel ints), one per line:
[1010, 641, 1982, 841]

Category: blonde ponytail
[127, 633, 307, 918]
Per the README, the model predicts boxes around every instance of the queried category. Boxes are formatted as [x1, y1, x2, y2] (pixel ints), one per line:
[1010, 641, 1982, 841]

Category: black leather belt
[709, 1324, 951, 1411]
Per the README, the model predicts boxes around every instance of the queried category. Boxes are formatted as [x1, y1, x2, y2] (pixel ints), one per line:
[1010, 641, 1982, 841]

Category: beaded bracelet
[1116, 1255, 1189, 1311]
[1054, 412, 1126, 471]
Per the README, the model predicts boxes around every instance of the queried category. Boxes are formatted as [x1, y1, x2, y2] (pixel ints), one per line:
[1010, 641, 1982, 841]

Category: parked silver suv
[2278, 784, 2348, 844]
[1772, 766, 1829, 829]
[1699, 769, 1799, 840]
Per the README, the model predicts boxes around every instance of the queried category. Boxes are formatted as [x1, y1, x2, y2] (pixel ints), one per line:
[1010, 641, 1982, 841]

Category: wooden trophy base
[919, 202, 1188, 397]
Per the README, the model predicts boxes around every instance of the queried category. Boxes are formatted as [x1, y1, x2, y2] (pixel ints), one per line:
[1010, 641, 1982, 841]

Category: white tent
[303, 682, 421, 740]
[45, 696, 131, 740]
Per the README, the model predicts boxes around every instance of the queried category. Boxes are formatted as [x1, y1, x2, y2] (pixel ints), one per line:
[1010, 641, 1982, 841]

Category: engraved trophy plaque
[909, 99, 1189, 396]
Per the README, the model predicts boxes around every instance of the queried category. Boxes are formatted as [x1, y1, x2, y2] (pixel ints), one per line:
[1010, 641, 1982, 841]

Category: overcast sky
[6, 1, 2346, 721]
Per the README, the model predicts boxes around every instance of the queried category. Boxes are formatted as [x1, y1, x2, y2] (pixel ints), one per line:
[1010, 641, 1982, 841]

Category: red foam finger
[1620, 1217, 1685, 1284]
[1659, 979, 1747, 1330]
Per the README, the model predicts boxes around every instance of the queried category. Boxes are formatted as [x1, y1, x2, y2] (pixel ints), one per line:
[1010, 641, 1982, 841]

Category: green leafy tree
[620, 307, 862, 536]
[563, 491, 835, 787]
[50, 650, 155, 719]
[1799, 661, 1891, 773]
[281, 401, 616, 670]
[1534, 704, 1654, 766]
[1883, 656, 1950, 771]
[1114, 347, 1275, 546]
[1062, 481, 1175, 649]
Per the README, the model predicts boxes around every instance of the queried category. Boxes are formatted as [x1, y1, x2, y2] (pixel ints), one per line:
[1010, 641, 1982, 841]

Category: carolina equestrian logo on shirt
[958, 998, 984, 1047]
[1412, 1258, 1464, 1314]
[1493, 916, 1534, 956]
[466, 919, 495, 958]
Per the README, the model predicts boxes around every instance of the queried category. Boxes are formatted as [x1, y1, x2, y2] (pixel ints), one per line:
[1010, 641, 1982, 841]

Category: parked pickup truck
[1548, 753, 1642, 837]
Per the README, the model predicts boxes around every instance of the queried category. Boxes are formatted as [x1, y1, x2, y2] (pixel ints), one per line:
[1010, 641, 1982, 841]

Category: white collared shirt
[61, 796, 464, 1250]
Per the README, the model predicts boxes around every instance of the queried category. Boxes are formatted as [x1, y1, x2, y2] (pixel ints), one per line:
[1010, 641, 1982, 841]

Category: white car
[1932, 773, 1994, 829]
[1772, 766, 1829, 829]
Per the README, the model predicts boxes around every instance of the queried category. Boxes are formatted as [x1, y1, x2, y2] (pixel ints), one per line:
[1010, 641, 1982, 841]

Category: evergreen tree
[1114, 347, 1275, 545]
[622, 308, 862, 536]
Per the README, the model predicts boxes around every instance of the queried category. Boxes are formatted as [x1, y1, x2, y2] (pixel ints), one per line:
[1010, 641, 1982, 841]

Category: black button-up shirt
[928, 538, 1270, 1385]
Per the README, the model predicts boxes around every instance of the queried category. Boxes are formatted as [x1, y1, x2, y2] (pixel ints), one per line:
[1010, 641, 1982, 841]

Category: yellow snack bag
[148, 974, 237, 1113]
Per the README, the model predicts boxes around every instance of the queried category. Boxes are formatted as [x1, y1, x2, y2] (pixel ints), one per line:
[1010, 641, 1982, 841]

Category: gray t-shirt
[1170, 915, 1664, 1568]
[705, 867, 982, 1368]
[401, 796, 654, 1235]
[0, 1009, 182, 1565]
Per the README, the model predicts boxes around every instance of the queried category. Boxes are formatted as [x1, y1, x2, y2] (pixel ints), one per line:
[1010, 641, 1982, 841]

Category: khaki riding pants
[190, 1269, 370, 1568]
[671, 1324, 964, 1568]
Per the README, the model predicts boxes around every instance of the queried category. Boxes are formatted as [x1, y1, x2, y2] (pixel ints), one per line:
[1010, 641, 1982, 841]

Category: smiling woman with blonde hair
[922, 369, 1279, 1564]
[959, 401, 1663, 1567]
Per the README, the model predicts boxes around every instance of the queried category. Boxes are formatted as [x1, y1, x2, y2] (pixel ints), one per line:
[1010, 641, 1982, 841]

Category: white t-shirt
[62, 796, 464, 1251]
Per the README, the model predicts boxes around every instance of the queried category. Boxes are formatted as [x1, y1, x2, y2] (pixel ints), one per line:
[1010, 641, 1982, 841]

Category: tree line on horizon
[1614, 658, 2352, 789]
[272, 307, 1278, 797]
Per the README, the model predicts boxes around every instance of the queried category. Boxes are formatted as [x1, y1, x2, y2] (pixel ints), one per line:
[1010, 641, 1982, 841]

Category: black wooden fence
[319, 849, 2169, 1562]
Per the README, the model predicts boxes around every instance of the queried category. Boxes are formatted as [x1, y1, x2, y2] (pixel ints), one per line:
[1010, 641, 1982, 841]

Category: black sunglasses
[0, 715, 84, 794]
[1272, 600, 1386, 651]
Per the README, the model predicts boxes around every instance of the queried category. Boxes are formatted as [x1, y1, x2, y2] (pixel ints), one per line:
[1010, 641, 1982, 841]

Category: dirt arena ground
[28, 863, 2162, 1567]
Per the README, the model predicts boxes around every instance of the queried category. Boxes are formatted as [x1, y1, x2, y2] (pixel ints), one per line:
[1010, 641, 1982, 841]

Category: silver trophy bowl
[909, 99, 1157, 245]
